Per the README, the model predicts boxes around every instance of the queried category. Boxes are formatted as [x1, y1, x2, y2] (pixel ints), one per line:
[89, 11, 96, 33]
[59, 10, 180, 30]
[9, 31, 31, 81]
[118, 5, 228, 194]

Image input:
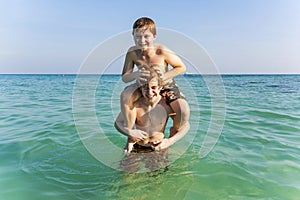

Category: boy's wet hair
[132, 17, 156, 35]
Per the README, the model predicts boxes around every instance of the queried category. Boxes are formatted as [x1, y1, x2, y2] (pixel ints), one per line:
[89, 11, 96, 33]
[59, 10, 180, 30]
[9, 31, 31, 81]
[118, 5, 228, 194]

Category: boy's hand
[149, 131, 164, 144]
[152, 66, 167, 84]
[128, 129, 148, 142]
[151, 138, 171, 151]
[136, 67, 150, 86]
[153, 68, 163, 77]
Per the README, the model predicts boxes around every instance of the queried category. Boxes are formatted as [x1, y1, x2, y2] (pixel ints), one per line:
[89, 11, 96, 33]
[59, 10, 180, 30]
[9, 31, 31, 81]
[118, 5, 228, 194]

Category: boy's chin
[145, 96, 155, 102]
[140, 46, 148, 51]
[146, 97, 153, 101]
[139, 45, 152, 51]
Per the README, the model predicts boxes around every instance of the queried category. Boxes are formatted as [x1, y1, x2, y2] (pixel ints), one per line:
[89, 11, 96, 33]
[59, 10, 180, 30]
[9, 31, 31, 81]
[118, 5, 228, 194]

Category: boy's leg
[169, 98, 190, 135]
[161, 80, 190, 135]
[120, 84, 141, 129]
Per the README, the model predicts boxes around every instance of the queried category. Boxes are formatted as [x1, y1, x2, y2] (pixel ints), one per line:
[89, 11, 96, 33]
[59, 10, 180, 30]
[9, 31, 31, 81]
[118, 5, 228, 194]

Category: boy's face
[140, 78, 161, 103]
[133, 29, 156, 51]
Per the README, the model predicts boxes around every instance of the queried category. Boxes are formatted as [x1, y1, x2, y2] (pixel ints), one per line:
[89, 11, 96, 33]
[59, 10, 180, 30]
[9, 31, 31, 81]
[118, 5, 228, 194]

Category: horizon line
[1, 73, 300, 75]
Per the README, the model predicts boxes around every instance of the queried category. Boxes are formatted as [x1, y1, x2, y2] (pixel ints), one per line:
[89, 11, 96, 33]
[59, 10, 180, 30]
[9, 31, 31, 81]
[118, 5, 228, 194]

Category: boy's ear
[153, 34, 157, 39]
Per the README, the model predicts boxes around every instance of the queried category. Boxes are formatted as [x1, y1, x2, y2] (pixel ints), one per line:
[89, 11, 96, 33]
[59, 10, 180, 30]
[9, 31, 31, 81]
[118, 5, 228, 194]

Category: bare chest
[133, 52, 166, 68]
[136, 104, 169, 132]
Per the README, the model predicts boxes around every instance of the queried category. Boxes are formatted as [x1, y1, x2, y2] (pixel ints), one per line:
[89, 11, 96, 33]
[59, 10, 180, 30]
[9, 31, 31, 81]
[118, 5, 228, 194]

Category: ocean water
[0, 74, 300, 199]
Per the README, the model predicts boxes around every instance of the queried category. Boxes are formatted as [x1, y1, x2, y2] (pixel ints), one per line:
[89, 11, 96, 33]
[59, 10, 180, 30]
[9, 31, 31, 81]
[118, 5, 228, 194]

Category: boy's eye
[151, 86, 157, 90]
[141, 85, 149, 90]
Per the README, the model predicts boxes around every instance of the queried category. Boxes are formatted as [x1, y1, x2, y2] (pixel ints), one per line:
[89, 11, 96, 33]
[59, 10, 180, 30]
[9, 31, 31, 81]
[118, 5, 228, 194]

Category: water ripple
[1, 74, 300, 199]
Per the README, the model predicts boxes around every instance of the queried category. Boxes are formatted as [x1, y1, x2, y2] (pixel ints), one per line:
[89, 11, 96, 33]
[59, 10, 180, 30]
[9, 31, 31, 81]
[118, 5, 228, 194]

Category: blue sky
[0, 0, 299, 74]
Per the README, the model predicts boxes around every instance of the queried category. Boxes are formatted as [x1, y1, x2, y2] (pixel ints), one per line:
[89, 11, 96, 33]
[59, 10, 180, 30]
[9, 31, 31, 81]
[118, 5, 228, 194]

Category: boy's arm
[122, 50, 139, 83]
[152, 122, 190, 151]
[114, 113, 148, 142]
[162, 46, 186, 82]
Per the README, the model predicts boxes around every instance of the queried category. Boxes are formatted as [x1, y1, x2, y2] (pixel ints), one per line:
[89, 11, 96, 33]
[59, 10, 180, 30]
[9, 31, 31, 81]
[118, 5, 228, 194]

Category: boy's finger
[138, 78, 147, 83]
[140, 75, 150, 79]
[140, 70, 150, 75]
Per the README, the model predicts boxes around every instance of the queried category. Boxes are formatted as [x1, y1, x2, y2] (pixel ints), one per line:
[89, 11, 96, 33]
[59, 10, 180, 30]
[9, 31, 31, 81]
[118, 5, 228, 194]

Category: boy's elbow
[181, 65, 186, 73]
[186, 122, 190, 131]
[114, 121, 123, 134]
[114, 121, 119, 130]
[177, 65, 186, 74]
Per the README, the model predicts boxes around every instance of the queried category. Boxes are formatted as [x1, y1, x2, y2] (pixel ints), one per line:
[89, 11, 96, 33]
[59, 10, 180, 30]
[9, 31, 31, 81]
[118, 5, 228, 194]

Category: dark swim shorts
[131, 143, 154, 153]
[160, 80, 185, 105]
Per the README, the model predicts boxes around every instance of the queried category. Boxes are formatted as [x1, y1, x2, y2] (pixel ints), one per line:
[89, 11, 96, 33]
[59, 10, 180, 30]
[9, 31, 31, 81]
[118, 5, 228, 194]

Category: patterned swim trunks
[160, 80, 185, 105]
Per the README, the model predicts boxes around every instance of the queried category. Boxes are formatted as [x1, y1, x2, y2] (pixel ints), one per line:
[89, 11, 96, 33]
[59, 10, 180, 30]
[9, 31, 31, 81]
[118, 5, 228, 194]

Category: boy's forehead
[149, 78, 159, 85]
[139, 78, 159, 88]
[133, 27, 151, 35]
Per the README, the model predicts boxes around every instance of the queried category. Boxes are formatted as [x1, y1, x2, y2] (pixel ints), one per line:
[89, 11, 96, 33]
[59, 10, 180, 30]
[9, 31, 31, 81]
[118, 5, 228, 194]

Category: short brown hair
[132, 17, 156, 35]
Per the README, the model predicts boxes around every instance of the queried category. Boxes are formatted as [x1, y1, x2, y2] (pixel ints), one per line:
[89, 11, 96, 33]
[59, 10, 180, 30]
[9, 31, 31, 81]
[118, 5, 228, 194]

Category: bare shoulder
[155, 44, 173, 55]
[127, 46, 138, 55]
[124, 46, 139, 65]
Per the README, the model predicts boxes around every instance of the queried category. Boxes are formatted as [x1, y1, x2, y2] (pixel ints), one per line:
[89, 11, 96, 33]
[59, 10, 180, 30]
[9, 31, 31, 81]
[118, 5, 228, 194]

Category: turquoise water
[1, 74, 300, 199]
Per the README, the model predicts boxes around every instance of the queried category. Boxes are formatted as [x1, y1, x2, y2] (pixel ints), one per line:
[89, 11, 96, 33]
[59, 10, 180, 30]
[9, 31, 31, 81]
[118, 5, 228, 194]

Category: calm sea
[0, 74, 300, 200]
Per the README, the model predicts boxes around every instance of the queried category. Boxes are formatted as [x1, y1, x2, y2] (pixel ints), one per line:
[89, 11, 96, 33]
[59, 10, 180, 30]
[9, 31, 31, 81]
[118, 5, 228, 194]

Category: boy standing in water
[115, 68, 190, 153]
[120, 17, 190, 151]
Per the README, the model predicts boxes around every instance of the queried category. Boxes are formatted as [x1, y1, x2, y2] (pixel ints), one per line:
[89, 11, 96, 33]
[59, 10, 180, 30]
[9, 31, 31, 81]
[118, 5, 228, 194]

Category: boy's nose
[148, 89, 154, 95]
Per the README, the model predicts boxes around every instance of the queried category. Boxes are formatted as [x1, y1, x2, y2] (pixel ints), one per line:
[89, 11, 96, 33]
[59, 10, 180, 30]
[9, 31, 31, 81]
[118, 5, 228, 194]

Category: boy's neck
[142, 95, 161, 107]
[140, 46, 155, 56]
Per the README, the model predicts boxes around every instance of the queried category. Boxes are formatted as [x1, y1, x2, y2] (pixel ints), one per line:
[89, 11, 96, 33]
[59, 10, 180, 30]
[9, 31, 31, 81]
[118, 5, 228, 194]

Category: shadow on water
[119, 145, 170, 174]
[111, 152, 196, 200]
[18, 139, 195, 200]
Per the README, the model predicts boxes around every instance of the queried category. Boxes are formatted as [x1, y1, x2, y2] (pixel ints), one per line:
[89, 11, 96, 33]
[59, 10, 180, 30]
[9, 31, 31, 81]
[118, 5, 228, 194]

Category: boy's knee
[181, 106, 190, 119]
[170, 99, 190, 128]
[121, 87, 131, 99]
[171, 99, 190, 115]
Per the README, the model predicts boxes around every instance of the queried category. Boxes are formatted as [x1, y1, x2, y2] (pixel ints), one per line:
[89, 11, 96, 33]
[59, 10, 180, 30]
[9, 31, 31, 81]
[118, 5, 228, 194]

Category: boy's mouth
[146, 93, 157, 100]
[139, 43, 148, 47]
